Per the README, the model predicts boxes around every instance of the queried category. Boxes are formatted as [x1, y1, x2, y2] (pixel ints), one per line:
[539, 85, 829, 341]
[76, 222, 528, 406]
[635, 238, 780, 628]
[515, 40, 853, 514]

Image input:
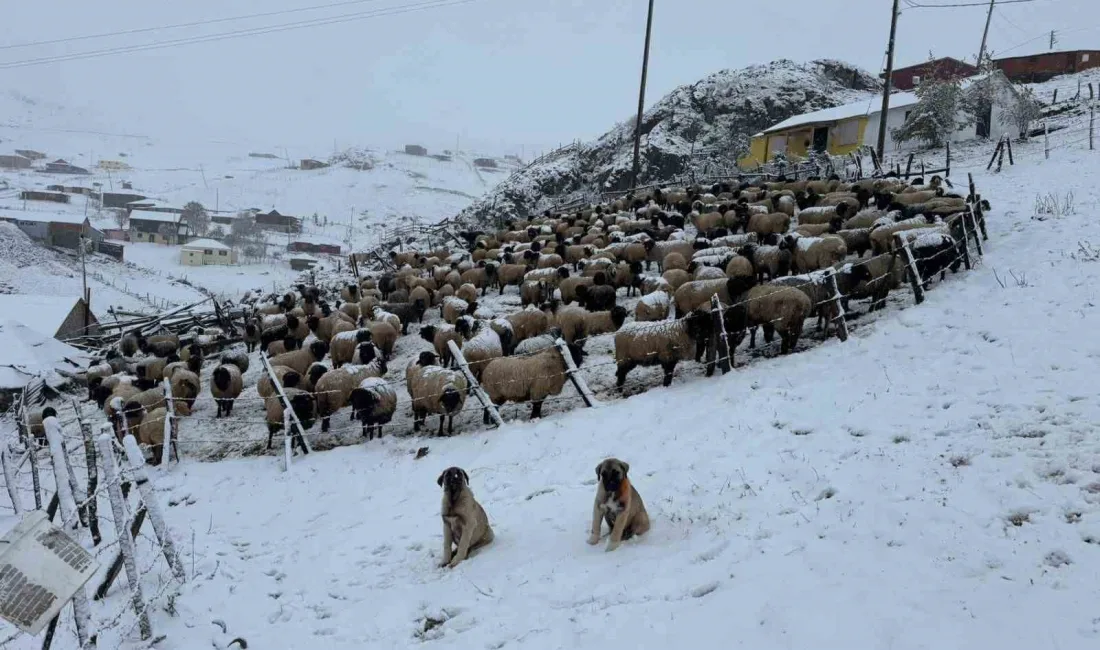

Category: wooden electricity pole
[877, 0, 901, 161]
[977, 0, 995, 67]
[630, 0, 656, 189]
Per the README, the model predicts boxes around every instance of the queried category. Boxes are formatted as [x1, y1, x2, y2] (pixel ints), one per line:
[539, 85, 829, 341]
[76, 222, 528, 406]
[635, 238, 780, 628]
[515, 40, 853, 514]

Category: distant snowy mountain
[457, 59, 881, 227]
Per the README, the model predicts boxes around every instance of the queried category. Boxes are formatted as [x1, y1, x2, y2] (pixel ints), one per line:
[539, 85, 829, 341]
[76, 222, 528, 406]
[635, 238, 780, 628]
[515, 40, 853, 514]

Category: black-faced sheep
[219, 349, 250, 375]
[330, 328, 373, 368]
[138, 333, 180, 358]
[575, 271, 616, 312]
[268, 340, 329, 375]
[480, 343, 585, 420]
[264, 387, 317, 449]
[746, 212, 790, 237]
[406, 351, 468, 436]
[790, 234, 848, 274]
[211, 364, 243, 417]
[169, 369, 201, 416]
[613, 310, 711, 387]
[349, 377, 398, 440]
[461, 321, 506, 380]
[25, 406, 58, 443]
[442, 296, 476, 324]
[314, 346, 387, 433]
[266, 335, 300, 357]
[672, 278, 728, 317]
[257, 365, 302, 399]
[724, 278, 811, 354]
[504, 307, 551, 345]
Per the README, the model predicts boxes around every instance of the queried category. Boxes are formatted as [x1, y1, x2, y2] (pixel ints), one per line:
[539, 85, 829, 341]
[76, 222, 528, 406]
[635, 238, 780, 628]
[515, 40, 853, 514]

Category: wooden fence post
[1091, 108, 1095, 151]
[986, 139, 1003, 171]
[904, 153, 914, 179]
[97, 435, 152, 640]
[966, 205, 984, 258]
[707, 294, 732, 375]
[945, 141, 951, 177]
[975, 193, 989, 241]
[446, 340, 503, 428]
[259, 353, 312, 456]
[121, 435, 187, 581]
[822, 269, 849, 342]
[1045, 122, 1050, 159]
[19, 402, 42, 509]
[160, 378, 175, 467]
[283, 408, 293, 472]
[1, 449, 21, 514]
[42, 417, 95, 647]
[954, 214, 972, 271]
[1006, 136, 1014, 165]
[553, 338, 599, 407]
[894, 233, 925, 305]
[74, 402, 102, 546]
[996, 138, 1006, 172]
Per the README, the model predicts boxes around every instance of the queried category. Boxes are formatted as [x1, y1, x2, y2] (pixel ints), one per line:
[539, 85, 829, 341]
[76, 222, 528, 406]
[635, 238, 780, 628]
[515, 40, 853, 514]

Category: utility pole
[1050, 30, 1057, 50]
[630, 0, 656, 189]
[877, 0, 901, 161]
[977, 0, 995, 67]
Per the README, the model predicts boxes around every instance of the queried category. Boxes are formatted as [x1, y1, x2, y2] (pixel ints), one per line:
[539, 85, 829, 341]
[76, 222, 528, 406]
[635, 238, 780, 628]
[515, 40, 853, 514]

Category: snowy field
[4, 125, 1100, 649]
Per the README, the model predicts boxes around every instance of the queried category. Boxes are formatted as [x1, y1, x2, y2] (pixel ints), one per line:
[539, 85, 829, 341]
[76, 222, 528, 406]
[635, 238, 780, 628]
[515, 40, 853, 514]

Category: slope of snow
[6, 133, 1100, 648]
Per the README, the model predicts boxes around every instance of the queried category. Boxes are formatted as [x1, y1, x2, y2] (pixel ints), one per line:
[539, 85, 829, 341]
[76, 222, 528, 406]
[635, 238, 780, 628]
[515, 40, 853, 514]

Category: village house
[404, 144, 428, 156]
[44, 159, 90, 174]
[14, 149, 46, 161]
[994, 49, 1100, 83]
[180, 238, 237, 266]
[288, 240, 341, 255]
[128, 210, 189, 245]
[884, 57, 979, 91]
[289, 253, 320, 271]
[300, 158, 329, 170]
[0, 294, 100, 339]
[739, 73, 1017, 167]
[254, 209, 301, 233]
[0, 154, 32, 169]
[20, 190, 70, 204]
[0, 211, 103, 250]
[99, 191, 147, 209]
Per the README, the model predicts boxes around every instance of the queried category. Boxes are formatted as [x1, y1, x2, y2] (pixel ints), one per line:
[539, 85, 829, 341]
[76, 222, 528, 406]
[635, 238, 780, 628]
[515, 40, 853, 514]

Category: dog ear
[436, 472, 445, 487]
[621, 461, 630, 475]
[595, 463, 601, 479]
[460, 469, 469, 485]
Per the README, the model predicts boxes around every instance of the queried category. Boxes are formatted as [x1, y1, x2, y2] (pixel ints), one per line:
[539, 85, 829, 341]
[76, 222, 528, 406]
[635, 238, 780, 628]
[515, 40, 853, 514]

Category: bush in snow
[1000, 86, 1042, 140]
[892, 74, 974, 148]
[182, 201, 210, 236]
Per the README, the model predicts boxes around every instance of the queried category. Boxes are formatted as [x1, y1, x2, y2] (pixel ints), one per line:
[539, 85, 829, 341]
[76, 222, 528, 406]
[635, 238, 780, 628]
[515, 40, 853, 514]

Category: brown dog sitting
[437, 466, 494, 568]
[587, 458, 650, 552]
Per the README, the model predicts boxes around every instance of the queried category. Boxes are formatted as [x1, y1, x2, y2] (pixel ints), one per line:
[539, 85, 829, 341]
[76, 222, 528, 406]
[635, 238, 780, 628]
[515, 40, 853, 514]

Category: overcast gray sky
[2, 0, 1097, 157]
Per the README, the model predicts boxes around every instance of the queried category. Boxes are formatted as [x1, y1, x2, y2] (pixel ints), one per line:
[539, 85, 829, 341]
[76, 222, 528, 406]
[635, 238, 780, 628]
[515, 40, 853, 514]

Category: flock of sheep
[21, 173, 984, 460]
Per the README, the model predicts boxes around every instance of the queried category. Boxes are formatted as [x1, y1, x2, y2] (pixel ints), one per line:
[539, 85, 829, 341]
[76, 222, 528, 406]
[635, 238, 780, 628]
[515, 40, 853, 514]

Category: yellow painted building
[180, 238, 237, 266]
[738, 93, 919, 168]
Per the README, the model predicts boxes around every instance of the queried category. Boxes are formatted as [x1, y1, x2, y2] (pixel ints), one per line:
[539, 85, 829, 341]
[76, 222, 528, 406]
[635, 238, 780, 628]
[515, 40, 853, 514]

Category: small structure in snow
[404, 144, 428, 156]
[473, 157, 498, 169]
[289, 253, 320, 271]
[300, 158, 329, 170]
[0, 320, 90, 391]
[0, 154, 32, 170]
[13, 149, 46, 161]
[0, 294, 100, 340]
[43, 159, 89, 175]
[181, 238, 237, 266]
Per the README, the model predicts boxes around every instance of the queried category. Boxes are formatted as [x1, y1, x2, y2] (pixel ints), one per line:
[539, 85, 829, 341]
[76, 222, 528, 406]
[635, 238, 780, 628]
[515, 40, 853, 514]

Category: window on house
[912, 75, 921, 85]
[1084, 53, 1091, 62]
[767, 135, 788, 155]
[1029, 56, 1039, 63]
[219, 250, 227, 256]
[833, 120, 860, 146]
[905, 111, 912, 121]
[204, 249, 213, 255]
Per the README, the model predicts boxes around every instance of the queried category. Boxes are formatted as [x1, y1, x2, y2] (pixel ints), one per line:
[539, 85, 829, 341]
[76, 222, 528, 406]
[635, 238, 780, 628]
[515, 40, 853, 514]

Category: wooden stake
[945, 141, 951, 178]
[967, 205, 984, 257]
[996, 138, 1006, 172]
[446, 340, 503, 427]
[894, 232, 925, 305]
[283, 409, 293, 472]
[121, 435, 187, 580]
[1006, 136, 1014, 165]
[97, 435, 152, 640]
[955, 214, 972, 271]
[708, 294, 732, 374]
[259, 353, 312, 455]
[1091, 108, 1095, 151]
[42, 418, 94, 647]
[904, 153, 914, 179]
[554, 338, 599, 406]
[161, 378, 174, 467]
[1, 449, 21, 514]
[823, 269, 849, 342]
[1045, 122, 1050, 159]
[74, 402, 102, 545]
[975, 193, 989, 241]
[94, 506, 147, 601]
[19, 403, 42, 509]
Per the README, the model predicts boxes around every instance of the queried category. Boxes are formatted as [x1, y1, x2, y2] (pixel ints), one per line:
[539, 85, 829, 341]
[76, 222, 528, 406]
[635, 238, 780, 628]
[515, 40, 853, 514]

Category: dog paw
[586, 535, 600, 546]
[605, 542, 620, 552]
[447, 559, 462, 569]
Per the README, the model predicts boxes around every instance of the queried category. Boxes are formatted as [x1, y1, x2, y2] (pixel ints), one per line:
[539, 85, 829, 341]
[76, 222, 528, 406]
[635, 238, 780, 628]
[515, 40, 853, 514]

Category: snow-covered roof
[763, 92, 919, 134]
[0, 294, 87, 338]
[0, 320, 90, 389]
[182, 238, 230, 251]
[128, 210, 179, 223]
[0, 210, 88, 226]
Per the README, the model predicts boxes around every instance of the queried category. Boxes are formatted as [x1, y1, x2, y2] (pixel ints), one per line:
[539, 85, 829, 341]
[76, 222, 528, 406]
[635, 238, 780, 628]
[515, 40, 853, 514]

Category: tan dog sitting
[587, 458, 650, 552]
[437, 466, 494, 568]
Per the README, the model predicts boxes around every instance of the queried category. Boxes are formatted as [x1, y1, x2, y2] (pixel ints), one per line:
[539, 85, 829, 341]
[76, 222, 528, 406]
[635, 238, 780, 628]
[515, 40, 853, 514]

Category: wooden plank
[554, 338, 599, 407]
[259, 353, 313, 456]
[446, 340, 503, 428]
[895, 232, 925, 305]
[823, 269, 849, 342]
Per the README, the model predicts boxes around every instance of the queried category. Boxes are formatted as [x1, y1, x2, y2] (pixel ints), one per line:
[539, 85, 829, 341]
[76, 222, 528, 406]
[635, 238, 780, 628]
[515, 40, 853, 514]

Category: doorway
[812, 127, 829, 153]
[976, 104, 993, 138]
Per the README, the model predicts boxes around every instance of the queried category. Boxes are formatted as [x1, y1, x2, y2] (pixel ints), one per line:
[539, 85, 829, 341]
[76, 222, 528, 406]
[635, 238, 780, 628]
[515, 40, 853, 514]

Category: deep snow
[4, 125, 1100, 649]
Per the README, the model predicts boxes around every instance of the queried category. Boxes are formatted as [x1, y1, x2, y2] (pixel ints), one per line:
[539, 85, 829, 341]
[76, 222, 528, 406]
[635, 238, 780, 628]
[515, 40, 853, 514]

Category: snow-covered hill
[456, 59, 881, 227]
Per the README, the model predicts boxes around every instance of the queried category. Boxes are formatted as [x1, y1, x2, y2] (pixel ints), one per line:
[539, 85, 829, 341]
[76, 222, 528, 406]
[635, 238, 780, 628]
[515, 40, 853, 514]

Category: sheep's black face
[350, 388, 377, 420]
[440, 387, 462, 414]
[310, 341, 329, 360]
[417, 351, 438, 367]
[306, 315, 321, 332]
[213, 367, 230, 391]
[291, 394, 316, 429]
[282, 371, 302, 389]
[357, 342, 376, 365]
[437, 466, 469, 494]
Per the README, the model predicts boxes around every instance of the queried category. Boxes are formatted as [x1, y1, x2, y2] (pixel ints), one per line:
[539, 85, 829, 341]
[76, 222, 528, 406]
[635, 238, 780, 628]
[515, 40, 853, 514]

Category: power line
[904, 0, 1042, 7]
[0, 0, 394, 51]
[0, 0, 477, 69]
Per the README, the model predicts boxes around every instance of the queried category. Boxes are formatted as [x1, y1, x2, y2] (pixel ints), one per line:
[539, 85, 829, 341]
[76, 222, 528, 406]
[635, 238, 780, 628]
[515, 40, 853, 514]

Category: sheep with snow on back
[672, 278, 729, 317]
[480, 342, 585, 421]
[440, 296, 474, 325]
[724, 277, 811, 354]
[908, 231, 962, 286]
[868, 215, 943, 256]
[419, 320, 469, 368]
[496, 262, 528, 295]
[266, 335, 300, 357]
[369, 306, 403, 334]
[258, 366, 302, 399]
[790, 234, 848, 274]
[406, 351, 468, 436]
[769, 271, 848, 339]
[218, 348, 250, 375]
[456, 283, 479, 304]
[268, 340, 329, 375]
[349, 377, 398, 440]
[740, 243, 791, 282]
[613, 310, 711, 387]
[520, 281, 547, 308]
[461, 320, 505, 380]
[211, 364, 243, 417]
[314, 343, 387, 432]
[504, 307, 552, 345]
[690, 263, 727, 281]
[330, 328, 373, 368]
[265, 387, 316, 449]
[169, 369, 201, 416]
[25, 406, 58, 444]
[746, 212, 791, 238]
[635, 290, 672, 322]
[363, 320, 398, 360]
[575, 271, 616, 312]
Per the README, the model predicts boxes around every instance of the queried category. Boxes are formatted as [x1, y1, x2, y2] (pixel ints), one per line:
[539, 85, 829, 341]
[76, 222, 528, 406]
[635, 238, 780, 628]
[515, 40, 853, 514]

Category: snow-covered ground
[4, 116, 1100, 649]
